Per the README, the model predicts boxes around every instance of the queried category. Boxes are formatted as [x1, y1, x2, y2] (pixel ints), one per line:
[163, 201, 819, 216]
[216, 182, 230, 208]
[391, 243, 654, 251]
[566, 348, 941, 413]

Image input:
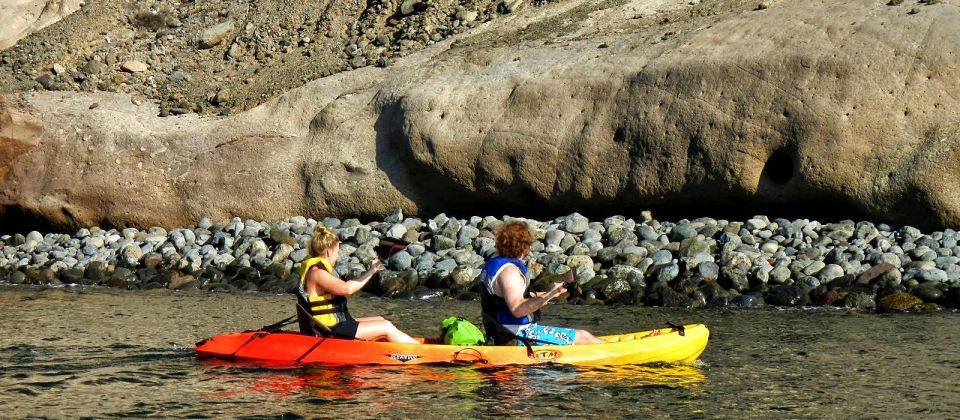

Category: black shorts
[330, 318, 359, 338]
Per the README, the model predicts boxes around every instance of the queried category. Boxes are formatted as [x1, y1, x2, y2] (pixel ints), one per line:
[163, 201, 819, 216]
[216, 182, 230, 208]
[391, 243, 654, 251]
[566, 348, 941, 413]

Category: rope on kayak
[452, 348, 488, 365]
[666, 322, 686, 336]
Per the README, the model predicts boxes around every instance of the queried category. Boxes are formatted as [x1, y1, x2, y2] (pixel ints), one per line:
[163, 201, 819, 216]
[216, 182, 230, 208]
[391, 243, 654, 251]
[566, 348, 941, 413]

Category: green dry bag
[440, 317, 485, 346]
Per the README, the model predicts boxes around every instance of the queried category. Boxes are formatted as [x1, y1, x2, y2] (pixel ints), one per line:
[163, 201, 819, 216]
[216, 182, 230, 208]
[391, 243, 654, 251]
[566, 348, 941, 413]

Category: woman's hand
[369, 259, 384, 273]
[529, 283, 567, 305]
[549, 282, 568, 299]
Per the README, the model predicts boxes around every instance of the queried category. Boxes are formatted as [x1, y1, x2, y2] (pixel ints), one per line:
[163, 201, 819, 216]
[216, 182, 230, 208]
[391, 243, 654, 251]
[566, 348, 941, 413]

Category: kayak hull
[195, 324, 709, 366]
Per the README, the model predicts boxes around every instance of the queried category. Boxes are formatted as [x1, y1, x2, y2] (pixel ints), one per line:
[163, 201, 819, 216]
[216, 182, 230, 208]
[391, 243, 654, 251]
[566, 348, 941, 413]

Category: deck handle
[452, 348, 488, 364]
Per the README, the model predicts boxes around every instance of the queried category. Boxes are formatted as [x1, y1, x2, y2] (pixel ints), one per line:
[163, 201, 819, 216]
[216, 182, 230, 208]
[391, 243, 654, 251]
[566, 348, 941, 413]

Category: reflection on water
[198, 362, 706, 417]
[1, 286, 959, 418]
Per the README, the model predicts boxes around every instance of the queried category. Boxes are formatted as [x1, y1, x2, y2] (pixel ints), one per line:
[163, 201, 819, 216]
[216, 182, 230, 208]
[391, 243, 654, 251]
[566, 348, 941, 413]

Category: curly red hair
[495, 220, 534, 258]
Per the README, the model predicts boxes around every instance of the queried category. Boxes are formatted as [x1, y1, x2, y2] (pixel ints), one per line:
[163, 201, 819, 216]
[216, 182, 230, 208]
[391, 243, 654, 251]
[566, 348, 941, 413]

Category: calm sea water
[1, 286, 957, 418]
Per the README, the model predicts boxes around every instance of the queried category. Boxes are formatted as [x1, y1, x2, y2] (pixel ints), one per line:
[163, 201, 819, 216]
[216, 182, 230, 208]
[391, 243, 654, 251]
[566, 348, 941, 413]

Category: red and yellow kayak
[195, 324, 709, 366]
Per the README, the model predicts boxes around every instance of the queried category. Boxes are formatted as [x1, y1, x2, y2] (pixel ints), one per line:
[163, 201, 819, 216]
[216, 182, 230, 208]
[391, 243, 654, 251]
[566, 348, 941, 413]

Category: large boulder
[2, 1, 960, 230]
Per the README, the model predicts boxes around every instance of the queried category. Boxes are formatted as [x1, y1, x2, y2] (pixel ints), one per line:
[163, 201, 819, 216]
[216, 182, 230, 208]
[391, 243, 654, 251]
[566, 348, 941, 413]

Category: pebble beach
[2, 210, 957, 312]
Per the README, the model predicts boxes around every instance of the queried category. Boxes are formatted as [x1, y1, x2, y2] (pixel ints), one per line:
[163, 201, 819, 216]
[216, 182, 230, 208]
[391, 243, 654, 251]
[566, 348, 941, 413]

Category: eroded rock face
[0, 0, 82, 51]
[2, 0, 960, 231]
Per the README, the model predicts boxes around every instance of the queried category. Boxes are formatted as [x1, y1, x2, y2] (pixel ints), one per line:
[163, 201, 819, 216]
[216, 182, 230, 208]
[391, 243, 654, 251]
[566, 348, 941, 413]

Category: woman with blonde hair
[297, 225, 417, 343]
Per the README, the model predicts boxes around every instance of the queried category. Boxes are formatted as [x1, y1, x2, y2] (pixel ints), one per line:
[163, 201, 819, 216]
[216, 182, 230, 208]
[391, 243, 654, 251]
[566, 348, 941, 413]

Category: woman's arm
[308, 260, 383, 297]
[498, 265, 567, 318]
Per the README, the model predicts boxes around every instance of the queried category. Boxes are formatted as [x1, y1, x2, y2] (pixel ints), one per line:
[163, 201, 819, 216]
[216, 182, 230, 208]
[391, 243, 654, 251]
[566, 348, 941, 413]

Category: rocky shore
[1, 211, 957, 312]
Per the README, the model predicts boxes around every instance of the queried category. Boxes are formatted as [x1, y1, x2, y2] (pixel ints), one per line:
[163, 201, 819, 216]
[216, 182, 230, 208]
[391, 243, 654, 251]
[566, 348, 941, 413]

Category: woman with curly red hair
[480, 220, 604, 346]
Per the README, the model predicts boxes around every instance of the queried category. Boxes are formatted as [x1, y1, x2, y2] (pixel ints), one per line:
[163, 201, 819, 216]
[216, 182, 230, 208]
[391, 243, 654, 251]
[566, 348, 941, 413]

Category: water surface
[1, 286, 957, 418]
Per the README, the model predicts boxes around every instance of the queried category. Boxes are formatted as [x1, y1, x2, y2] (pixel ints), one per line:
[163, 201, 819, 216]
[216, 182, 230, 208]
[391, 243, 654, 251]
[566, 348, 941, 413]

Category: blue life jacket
[480, 257, 533, 326]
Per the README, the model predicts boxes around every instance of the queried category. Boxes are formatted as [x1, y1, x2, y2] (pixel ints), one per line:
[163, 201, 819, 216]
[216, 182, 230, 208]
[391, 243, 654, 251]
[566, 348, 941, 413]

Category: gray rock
[637, 224, 659, 241]
[386, 223, 407, 239]
[448, 266, 477, 289]
[574, 265, 596, 284]
[562, 213, 589, 234]
[919, 269, 948, 283]
[435, 258, 458, 272]
[199, 20, 234, 49]
[388, 251, 413, 271]
[544, 229, 564, 246]
[802, 260, 827, 276]
[682, 251, 714, 271]
[432, 235, 456, 251]
[796, 276, 821, 292]
[698, 261, 720, 282]
[818, 264, 844, 283]
[566, 242, 590, 256]
[400, 0, 420, 15]
[721, 262, 750, 291]
[272, 243, 295, 264]
[290, 248, 309, 263]
[670, 223, 697, 241]
[655, 263, 680, 283]
[746, 218, 769, 231]
[650, 249, 673, 266]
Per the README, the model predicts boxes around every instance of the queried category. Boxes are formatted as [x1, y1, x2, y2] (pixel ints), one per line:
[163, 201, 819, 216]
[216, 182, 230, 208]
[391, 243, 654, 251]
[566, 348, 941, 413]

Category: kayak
[195, 324, 709, 366]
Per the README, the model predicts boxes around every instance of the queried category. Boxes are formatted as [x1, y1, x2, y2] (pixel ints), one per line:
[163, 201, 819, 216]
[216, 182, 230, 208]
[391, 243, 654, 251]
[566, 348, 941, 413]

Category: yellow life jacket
[298, 256, 352, 328]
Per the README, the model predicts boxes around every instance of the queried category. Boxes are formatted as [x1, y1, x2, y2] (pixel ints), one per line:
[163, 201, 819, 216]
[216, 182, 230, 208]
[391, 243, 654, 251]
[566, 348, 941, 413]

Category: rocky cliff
[2, 0, 959, 232]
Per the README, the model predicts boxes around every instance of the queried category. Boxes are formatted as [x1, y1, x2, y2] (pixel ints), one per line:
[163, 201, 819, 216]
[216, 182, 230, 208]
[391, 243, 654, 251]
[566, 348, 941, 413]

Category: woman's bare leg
[354, 319, 418, 344]
[355, 316, 385, 322]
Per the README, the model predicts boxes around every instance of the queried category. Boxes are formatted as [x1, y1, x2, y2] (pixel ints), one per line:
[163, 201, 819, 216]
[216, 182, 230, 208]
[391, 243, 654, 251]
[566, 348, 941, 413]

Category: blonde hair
[309, 225, 339, 257]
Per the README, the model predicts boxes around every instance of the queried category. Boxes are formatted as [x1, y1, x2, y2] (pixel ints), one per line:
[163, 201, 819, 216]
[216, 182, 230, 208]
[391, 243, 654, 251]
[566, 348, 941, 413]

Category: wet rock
[815, 289, 842, 306]
[601, 278, 631, 301]
[731, 293, 763, 307]
[645, 282, 693, 307]
[411, 288, 445, 300]
[106, 267, 138, 289]
[59, 267, 85, 284]
[84, 261, 109, 285]
[878, 292, 923, 312]
[912, 282, 944, 302]
[378, 269, 418, 296]
[9, 271, 27, 284]
[765, 285, 807, 307]
[26, 267, 58, 285]
[168, 273, 197, 290]
[843, 289, 877, 310]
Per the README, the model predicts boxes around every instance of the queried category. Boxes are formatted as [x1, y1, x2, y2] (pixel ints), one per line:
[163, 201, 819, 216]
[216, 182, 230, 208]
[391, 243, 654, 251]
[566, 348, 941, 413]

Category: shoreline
[1, 211, 958, 312]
